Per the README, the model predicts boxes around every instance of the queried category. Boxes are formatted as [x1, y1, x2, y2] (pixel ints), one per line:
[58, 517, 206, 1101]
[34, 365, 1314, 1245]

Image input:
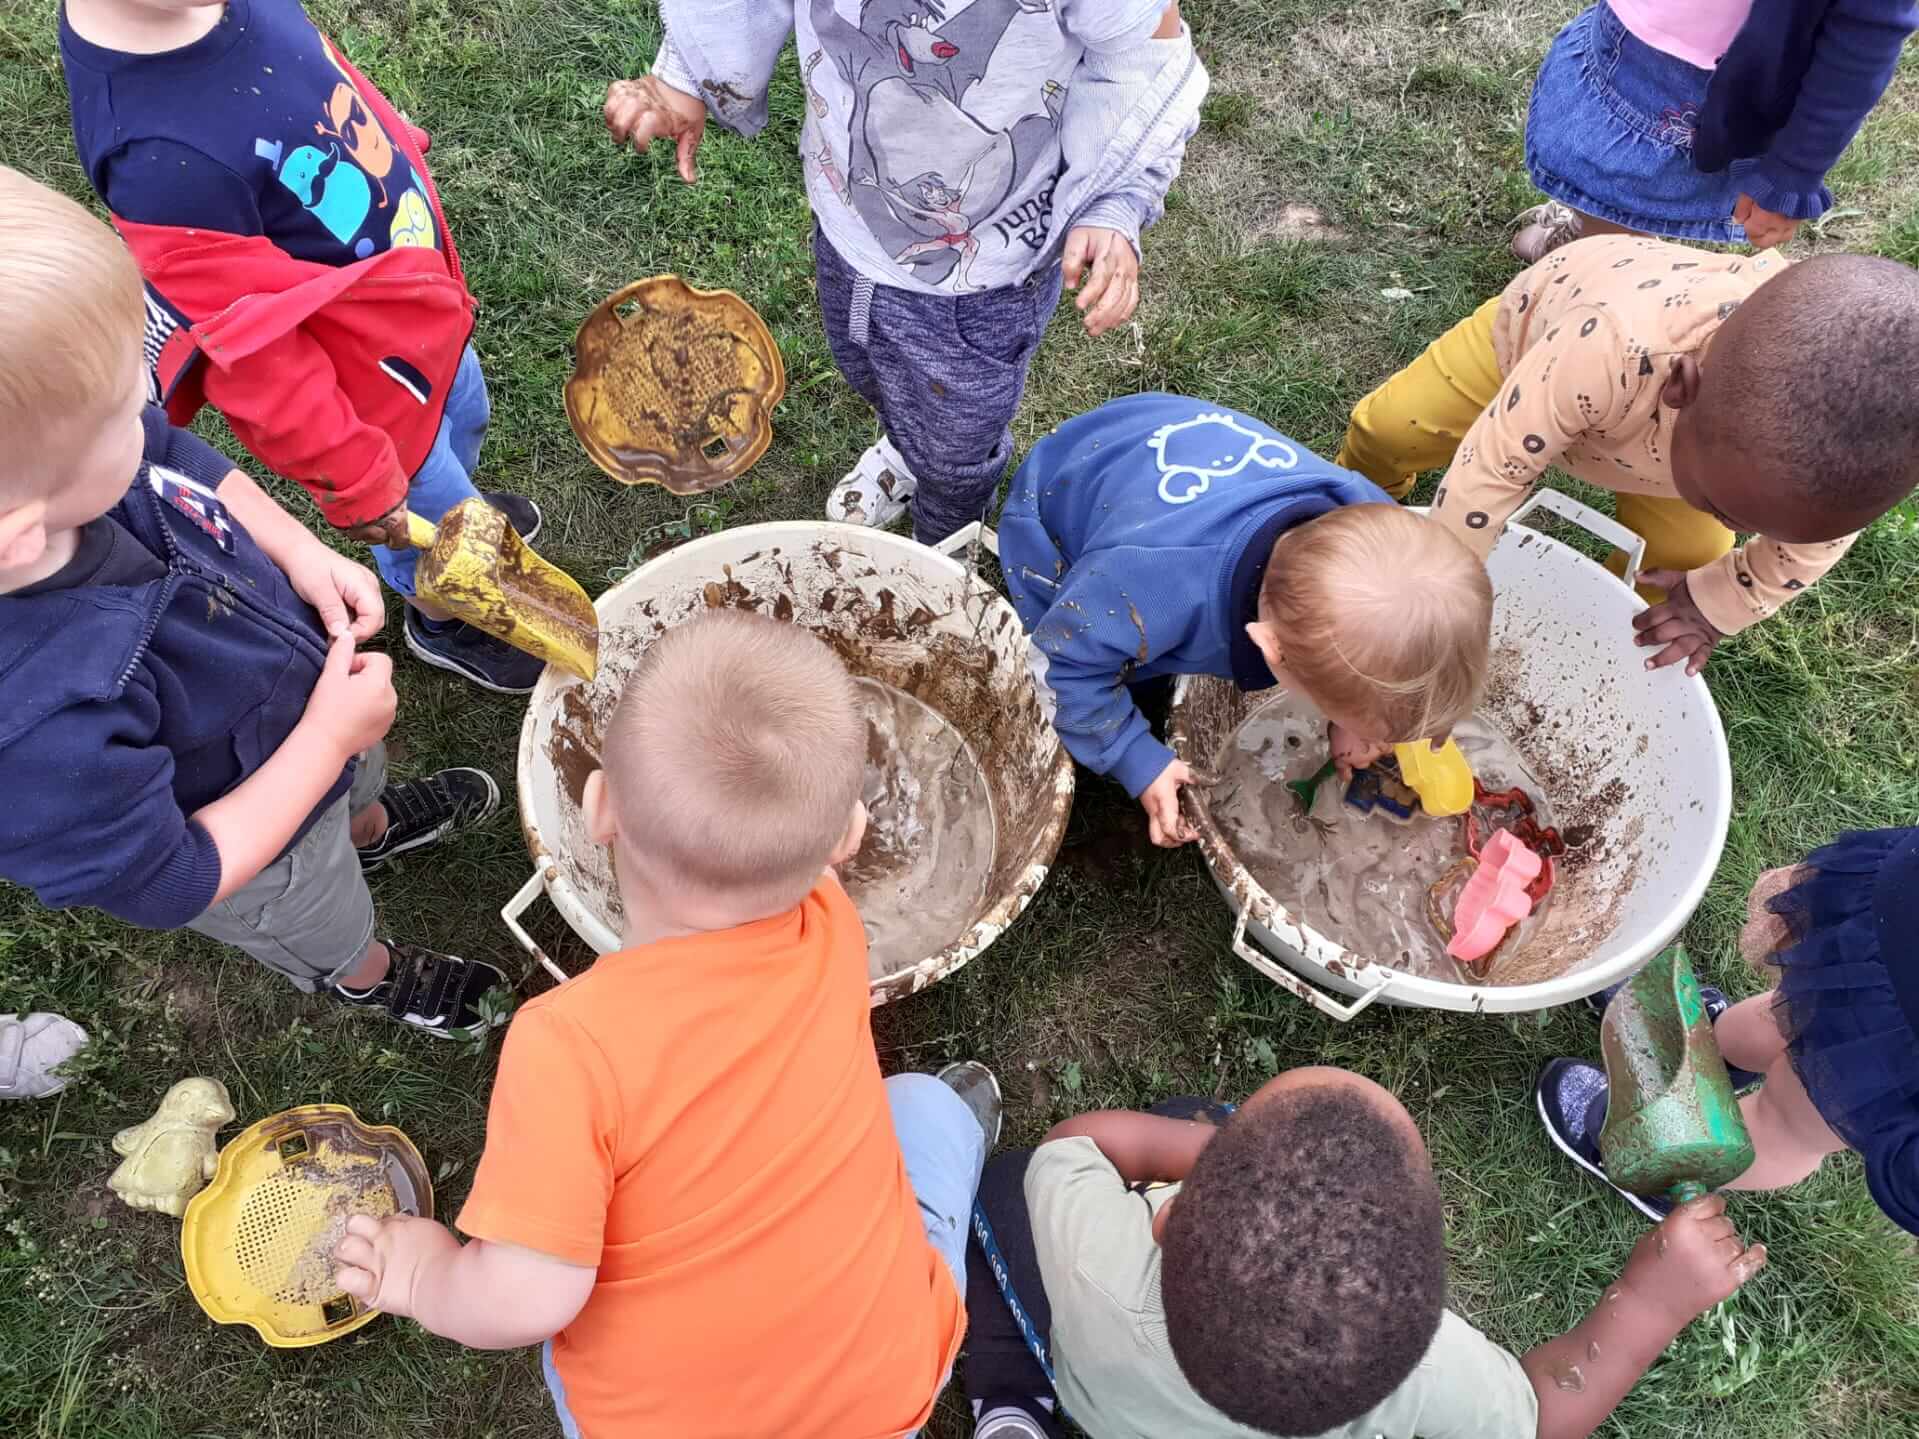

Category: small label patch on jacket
[148, 464, 235, 553]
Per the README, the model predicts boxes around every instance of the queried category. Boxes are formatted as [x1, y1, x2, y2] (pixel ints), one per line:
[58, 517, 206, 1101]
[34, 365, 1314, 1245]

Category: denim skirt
[1524, 2, 1752, 243]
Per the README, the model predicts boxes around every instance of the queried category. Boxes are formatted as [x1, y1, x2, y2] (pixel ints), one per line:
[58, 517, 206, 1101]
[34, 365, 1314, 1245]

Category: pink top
[1607, 0, 1755, 70]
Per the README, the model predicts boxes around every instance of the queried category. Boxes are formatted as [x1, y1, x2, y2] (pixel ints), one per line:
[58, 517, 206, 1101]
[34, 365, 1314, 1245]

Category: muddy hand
[1141, 758, 1201, 847]
[604, 76, 706, 184]
[1628, 1194, 1768, 1326]
[1738, 864, 1805, 970]
[341, 502, 413, 549]
[1632, 570, 1722, 675]
[1064, 227, 1140, 338]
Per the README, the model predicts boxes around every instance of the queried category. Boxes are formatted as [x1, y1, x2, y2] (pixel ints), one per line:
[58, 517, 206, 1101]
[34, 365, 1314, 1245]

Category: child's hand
[332, 1213, 460, 1320]
[306, 634, 397, 760]
[285, 544, 384, 642]
[1626, 1193, 1767, 1327]
[1140, 758, 1201, 847]
[1063, 227, 1140, 337]
[1733, 194, 1799, 251]
[604, 76, 707, 184]
[341, 502, 412, 549]
[1738, 864, 1805, 970]
[1632, 569, 1723, 675]
[1329, 722, 1391, 781]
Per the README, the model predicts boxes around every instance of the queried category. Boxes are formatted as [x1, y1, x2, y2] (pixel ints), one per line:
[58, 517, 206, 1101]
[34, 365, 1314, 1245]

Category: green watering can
[1598, 946, 1756, 1204]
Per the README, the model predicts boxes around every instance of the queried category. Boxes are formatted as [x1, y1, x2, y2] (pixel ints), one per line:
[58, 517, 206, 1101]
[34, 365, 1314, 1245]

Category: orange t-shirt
[457, 880, 963, 1438]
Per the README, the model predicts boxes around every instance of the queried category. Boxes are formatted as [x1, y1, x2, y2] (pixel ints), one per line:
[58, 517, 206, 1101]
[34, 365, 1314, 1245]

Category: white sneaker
[0, 1013, 89, 1099]
[828, 435, 918, 528]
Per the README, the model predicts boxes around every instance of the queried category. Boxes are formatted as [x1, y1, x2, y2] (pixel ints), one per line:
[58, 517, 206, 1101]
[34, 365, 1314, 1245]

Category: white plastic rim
[508, 521, 1074, 1005]
[1172, 493, 1733, 1016]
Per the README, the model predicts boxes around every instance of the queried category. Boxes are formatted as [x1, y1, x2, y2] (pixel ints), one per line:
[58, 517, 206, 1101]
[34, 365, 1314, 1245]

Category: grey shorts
[186, 743, 386, 992]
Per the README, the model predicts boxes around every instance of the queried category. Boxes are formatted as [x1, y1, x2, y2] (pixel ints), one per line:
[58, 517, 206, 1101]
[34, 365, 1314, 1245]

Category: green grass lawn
[4, 1, 1919, 1434]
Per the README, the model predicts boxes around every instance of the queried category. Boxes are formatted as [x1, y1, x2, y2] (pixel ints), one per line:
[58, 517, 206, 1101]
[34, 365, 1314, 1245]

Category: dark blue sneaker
[404, 607, 546, 694]
[1584, 981, 1765, 1090]
[356, 767, 501, 874]
[478, 490, 542, 544]
[1534, 1059, 1674, 1224]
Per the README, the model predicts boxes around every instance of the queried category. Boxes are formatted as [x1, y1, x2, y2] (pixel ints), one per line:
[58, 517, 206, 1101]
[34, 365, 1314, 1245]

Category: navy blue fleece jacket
[997, 394, 1390, 797]
[0, 409, 348, 929]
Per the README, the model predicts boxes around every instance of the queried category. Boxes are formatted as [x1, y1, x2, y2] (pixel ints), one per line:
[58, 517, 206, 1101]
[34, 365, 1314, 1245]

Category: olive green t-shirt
[1026, 1136, 1541, 1439]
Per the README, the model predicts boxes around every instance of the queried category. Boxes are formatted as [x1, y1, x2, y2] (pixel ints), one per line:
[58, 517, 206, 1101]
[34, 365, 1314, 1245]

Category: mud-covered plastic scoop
[1598, 946, 1755, 1204]
[1394, 737, 1474, 817]
[403, 499, 598, 680]
[565, 275, 786, 495]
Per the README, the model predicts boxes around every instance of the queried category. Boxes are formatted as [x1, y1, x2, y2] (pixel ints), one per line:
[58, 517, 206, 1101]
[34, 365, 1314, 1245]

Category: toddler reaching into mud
[1339, 238, 1919, 674]
[998, 393, 1493, 846]
[963, 1068, 1767, 1439]
[333, 610, 1001, 1438]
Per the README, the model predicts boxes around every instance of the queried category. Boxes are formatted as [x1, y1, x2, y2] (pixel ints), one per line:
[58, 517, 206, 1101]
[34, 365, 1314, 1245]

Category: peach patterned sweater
[1429, 235, 1854, 636]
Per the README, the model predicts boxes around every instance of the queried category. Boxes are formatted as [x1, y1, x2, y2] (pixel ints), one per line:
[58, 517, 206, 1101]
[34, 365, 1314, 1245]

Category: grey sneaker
[937, 1059, 1003, 1149]
[1511, 200, 1583, 263]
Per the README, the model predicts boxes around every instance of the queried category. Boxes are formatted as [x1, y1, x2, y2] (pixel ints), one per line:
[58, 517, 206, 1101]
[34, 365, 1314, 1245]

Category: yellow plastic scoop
[405, 499, 598, 680]
[1394, 738, 1475, 817]
[182, 1105, 432, 1348]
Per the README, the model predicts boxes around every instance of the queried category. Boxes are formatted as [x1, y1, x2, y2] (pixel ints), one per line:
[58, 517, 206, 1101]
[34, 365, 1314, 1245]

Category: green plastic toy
[1287, 757, 1338, 812]
[1598, 946, 1756, 1204]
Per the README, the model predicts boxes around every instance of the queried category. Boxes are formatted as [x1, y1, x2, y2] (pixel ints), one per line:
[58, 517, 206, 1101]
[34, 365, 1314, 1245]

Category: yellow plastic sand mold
[565, 275, 787, 496]
[1394, 738, 1475, 818]
[182, 1104, 433, 1348]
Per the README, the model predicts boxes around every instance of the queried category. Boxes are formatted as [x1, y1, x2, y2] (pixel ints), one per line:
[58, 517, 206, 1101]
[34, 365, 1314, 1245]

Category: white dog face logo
[1145, 413, 1299, 504]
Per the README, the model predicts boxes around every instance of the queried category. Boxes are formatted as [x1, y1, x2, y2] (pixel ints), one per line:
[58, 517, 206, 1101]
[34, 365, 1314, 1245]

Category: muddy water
[1209, 690, 1558, 984]
[841, 679, 996, 980]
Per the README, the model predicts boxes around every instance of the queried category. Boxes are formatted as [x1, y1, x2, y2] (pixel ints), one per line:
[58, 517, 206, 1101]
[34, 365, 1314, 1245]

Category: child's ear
[1151, 1194, 1176, 1248]
[828, 801, 868, 869]
[1661, 354, 1702, 411]
[0, 501, 50, 571]
[582, 770, 618, 846]
[1244, 620, 1285, 678]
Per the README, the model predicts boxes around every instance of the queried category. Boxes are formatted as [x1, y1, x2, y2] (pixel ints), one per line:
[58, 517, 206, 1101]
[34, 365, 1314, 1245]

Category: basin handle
[931, 521, 999, 560]
[1506, 489, 1646, 593]
[1230, 901, 1393, 1023]
[501, 871, 570, 985]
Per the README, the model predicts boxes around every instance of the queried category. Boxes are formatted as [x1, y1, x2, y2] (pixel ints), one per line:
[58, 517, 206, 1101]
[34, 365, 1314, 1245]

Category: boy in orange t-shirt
[333, 610, 1000, 1437]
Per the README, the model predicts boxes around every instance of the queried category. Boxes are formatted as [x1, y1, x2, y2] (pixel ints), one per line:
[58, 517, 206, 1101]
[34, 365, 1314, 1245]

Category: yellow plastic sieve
[181, 1104, 433, 1348]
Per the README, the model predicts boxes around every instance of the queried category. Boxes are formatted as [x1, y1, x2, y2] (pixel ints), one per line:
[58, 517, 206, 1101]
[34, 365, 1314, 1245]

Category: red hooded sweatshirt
[113, 44, 475, 531]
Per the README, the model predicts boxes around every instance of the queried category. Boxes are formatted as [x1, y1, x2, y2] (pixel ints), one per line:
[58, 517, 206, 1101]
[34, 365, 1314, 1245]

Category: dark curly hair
[1158, 1082, 1448, 1435]
[1697, 253, 1919, 521]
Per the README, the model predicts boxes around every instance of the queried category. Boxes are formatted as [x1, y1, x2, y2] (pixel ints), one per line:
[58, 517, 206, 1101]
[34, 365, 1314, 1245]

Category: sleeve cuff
[106, 819, 223, 929]
[1728, 157, 1833, 222]
[1111, 733, 1178, 799]
[1685, 559, 1760, 637]
[650, 35, 703, 103]
[1071, 195, 1149, 253]
[456, 1196, 604, 1269]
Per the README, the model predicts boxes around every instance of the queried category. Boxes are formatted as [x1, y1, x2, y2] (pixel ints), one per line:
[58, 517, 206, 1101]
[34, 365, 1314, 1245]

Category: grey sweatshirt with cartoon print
[653, 0, 1208, 296]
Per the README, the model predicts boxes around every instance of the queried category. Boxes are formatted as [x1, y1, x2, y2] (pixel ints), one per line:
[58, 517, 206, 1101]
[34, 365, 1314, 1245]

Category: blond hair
[603, 609, 866, 915]
[1260, 505, 1491, 741]
[0, 166, 146, 495]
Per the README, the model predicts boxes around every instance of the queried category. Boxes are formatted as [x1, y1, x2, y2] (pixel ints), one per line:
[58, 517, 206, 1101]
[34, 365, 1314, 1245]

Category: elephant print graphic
[1146, 413, 1300, 504]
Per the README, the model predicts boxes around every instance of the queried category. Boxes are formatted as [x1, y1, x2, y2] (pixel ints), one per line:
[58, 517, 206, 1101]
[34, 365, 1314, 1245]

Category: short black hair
[1700, 253, 1919, 518]
[1159, 1083, 1448, 1435]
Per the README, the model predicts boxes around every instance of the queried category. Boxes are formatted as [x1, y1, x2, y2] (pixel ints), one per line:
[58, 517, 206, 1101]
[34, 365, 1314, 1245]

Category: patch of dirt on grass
[995, 930, 1190, 1096]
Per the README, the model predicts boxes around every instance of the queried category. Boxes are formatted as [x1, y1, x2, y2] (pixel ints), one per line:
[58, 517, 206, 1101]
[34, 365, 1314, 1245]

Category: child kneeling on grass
[334, 609, 1002, 1439]
[1339, 237, 1919, 675]
[965, 1069, 1767, 1439]
[0, 168, 504, 1041]
[998, 393, 1494, 847]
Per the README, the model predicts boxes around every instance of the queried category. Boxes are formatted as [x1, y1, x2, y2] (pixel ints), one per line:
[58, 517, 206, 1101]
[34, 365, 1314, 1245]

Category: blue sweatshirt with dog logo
[997, 393, 1390, 797]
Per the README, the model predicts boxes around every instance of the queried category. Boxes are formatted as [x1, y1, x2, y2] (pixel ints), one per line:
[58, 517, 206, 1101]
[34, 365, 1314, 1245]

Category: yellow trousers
[1335, 298, 1733, 590]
